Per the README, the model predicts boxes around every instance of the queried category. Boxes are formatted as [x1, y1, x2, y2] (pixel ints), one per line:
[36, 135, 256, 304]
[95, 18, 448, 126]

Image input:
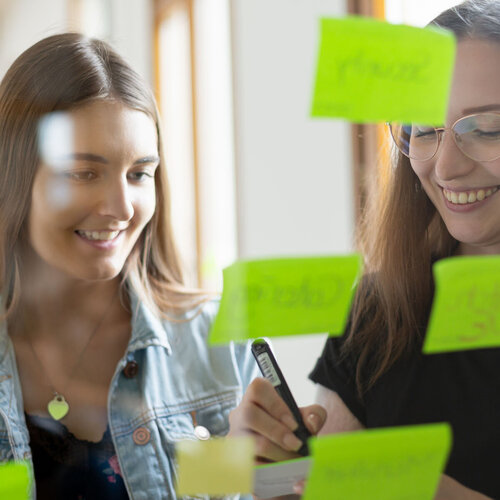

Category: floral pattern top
[25, 413, 129, 500]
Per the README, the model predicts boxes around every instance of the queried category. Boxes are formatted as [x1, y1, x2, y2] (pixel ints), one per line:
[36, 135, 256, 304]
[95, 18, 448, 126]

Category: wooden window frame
[153, 0, 203, 286]
[347, 0, 386, 223]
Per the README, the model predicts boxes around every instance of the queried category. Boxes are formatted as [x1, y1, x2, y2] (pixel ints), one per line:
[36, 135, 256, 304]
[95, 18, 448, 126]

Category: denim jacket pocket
[159, 390, 239, 442]
[115, 391, 242, 500]
[156, 396, 241, 500]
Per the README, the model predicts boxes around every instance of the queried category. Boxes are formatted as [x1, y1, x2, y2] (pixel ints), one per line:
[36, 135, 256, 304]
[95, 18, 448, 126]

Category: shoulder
[165, 296, 220, 341]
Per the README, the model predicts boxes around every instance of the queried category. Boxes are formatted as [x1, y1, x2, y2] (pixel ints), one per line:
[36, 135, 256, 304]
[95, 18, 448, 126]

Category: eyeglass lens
[389, 113, 500, 162]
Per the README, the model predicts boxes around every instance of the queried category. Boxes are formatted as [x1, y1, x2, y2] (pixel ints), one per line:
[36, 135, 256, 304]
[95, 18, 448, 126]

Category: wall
[0, 0, 68, 78]
[0, 0, 153, 84]
[230, 0, 353, 405]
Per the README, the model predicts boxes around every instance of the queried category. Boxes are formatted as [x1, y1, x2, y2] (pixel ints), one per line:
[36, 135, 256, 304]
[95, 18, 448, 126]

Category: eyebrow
[65, 153, 160, 166]
[133, 155, 160, 166]
[462, 104, 500, 114]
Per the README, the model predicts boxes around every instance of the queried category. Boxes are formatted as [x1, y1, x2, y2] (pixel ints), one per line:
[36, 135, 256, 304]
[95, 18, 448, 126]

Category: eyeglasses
[388, 112, 500, 162]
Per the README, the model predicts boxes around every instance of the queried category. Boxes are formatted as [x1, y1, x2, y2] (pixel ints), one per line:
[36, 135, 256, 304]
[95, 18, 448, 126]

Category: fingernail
[283, 432, 302, 451]
[281, 414, 298, 431]
[307, 413, 320, 433]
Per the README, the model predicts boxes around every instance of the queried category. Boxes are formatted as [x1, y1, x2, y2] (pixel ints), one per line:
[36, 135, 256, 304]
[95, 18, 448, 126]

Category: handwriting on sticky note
[0, 462, 30, 500]
[209, 255, 361, 345]
[303, 423, 451, 500]
[424, 256, 500, 353]
[175, 436, 254, 496]
[311, 16, 456, 124]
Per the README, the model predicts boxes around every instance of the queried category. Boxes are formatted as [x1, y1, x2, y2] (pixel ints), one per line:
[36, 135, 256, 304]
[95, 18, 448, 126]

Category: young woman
[0, 33, 257, 499]
[229, 1, 500, 498]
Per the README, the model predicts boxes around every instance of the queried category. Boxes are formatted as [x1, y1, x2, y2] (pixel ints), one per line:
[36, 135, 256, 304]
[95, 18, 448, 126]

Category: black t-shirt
[310, 334, 500, 498]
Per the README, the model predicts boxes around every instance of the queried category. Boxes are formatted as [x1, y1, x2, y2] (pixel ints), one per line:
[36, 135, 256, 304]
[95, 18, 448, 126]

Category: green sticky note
[311, 16, 456, 124]
[424, 256, 500, 353]
[303, 423, 451, 500]
[175, 436, 254, 496]
[0, 462, 30, 500]
[209, 255, 361, 345]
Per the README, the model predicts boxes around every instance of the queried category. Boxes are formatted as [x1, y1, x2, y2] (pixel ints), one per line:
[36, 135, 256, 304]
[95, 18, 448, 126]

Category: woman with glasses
[229, 1, 499, 498]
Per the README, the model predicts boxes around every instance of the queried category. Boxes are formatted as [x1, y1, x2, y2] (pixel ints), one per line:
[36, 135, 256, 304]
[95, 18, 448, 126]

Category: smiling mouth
[75, 230, 121, 241]
[442, 186, 499, 205]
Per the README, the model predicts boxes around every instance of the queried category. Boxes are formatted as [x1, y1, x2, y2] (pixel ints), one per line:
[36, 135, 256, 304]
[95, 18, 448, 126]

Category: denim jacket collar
[127, 290, 172, 355]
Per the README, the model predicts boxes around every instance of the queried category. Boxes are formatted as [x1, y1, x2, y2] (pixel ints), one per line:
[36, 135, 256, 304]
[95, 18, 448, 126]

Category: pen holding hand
[227, 341, 326, 465]
[228, 377, 325, 464]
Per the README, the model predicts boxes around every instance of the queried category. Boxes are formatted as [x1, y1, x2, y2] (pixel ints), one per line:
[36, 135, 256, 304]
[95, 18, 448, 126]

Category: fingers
[243, 402, 303, 451]
[228, 378, 305, 461]
[254, 433, 301, 463]
[247, 377, 300, 430]
[299, 404, 327, 435]
[228, 378, 328, 463]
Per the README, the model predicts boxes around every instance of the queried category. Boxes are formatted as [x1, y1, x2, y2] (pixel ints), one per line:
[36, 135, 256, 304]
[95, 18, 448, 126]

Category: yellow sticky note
[303, 423, 451, 500]
[0, 462, 30, 500]
[424, 256, 500, 353]
[311, 16, 456, 124]
[209, 255, 361, 345]
[176, 436, 254, 496]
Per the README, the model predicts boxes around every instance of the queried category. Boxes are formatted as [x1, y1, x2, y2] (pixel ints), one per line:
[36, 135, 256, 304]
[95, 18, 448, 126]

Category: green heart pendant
[48, 394, 69, 420]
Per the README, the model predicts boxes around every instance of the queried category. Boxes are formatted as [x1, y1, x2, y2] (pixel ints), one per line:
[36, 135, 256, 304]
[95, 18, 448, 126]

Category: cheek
[135, 189, 157, 229]
[42, 177, 74, 211]
[31, 173, 86, 225]
[409, 159, 433, 186]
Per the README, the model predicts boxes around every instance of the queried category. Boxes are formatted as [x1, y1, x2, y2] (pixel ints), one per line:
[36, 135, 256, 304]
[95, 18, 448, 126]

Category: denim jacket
[0, 293, 259, 499]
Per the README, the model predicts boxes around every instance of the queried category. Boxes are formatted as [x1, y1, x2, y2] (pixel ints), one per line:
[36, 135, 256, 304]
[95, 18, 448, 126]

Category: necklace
[25, 290, 118, 421]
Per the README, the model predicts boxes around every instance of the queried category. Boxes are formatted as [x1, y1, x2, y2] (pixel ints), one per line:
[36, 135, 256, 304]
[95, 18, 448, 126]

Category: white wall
[0, 0, 153, 85]
[0, 0, 68, 78]
[230, 0, 352, 405]
[107, 0, 153, 84]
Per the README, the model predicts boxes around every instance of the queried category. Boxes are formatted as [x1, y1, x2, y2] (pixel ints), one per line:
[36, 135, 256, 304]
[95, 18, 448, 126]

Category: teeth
[78, 230, 120, 241]
[443, 186, 497, 205]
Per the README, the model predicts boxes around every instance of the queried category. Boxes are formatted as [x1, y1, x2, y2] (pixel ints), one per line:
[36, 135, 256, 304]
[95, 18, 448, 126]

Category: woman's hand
[228, 377, 326, 464]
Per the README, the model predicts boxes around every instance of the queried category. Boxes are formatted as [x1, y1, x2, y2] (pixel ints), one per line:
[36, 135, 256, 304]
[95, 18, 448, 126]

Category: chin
[446, 229, 488, 249]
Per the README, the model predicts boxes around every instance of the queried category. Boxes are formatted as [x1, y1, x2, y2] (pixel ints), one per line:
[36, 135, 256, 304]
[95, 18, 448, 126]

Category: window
[154, 0, 237, 290]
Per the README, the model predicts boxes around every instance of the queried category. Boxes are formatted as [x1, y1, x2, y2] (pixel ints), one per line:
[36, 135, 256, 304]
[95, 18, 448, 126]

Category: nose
[96, 176, 134, 222]
[433, 130, 475, 183]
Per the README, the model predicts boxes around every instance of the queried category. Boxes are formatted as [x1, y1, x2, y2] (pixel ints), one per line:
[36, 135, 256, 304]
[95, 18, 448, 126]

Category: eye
[472, 129, 500, 140]
[413, 127, 436, 139]
[128, 171, 155, 182]
[63, 170, 96, 181]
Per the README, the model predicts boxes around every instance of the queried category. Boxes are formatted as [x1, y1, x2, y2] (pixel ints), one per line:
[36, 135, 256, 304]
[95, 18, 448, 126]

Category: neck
[11, 251, 123, 340]
[456, 242, 500, 256]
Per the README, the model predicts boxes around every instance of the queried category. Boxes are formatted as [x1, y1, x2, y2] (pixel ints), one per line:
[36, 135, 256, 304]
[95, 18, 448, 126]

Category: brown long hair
[0, 33, 205, 318]
[344, 0, 500, 394]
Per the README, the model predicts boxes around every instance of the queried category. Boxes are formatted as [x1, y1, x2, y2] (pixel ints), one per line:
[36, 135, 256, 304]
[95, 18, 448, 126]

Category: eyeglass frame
[387, 112, 500, 163]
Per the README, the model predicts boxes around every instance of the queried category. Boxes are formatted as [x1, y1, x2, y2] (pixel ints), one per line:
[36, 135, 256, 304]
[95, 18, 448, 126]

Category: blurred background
[0, 0, 459, 405]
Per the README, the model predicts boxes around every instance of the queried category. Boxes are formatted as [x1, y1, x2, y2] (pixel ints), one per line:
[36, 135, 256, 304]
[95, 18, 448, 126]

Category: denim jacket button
[194, 425, 210, 440]
[123, 360, 139, 378]
[132, 427, 151, 445]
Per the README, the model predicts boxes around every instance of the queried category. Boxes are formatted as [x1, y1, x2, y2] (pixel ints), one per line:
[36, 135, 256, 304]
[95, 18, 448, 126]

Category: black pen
[251, 338, 311, 456]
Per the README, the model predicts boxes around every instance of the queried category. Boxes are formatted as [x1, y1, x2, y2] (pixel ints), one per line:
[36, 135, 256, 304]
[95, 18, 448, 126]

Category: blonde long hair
[0, 33, 206, 319]
[344, 0, 500, 394]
